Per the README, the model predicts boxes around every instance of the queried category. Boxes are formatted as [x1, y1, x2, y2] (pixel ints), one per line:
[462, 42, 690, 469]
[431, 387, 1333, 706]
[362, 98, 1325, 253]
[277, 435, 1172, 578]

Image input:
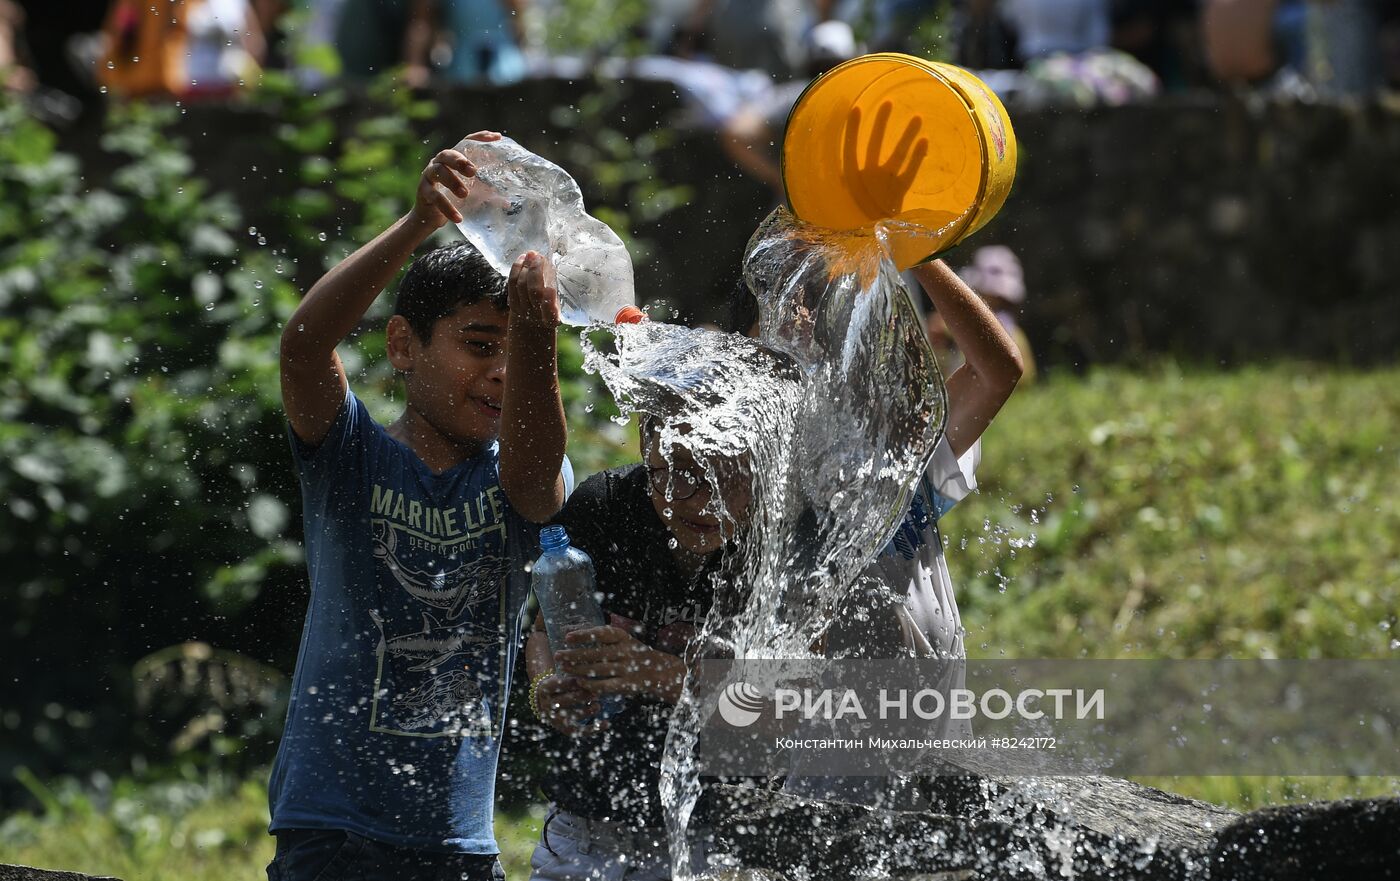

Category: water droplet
[317, 232, 328, 242]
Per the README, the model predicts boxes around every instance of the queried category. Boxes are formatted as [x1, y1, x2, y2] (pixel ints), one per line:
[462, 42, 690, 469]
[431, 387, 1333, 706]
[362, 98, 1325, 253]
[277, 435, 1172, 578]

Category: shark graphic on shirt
[371, 519, 510, 614]
[370, 609, 498, 672]
[394, 669, 486, 733]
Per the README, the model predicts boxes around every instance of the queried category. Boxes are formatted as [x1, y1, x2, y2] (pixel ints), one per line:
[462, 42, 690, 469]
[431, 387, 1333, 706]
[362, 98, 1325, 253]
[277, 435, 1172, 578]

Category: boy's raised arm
[912, 259, 1024, 457]
[498, 253, 567, 522]
[280, 133, 500, 446]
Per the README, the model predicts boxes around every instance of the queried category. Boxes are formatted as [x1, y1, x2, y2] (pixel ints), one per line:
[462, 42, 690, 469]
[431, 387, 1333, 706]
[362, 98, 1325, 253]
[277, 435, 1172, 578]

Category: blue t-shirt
[269, 388, 572, 852]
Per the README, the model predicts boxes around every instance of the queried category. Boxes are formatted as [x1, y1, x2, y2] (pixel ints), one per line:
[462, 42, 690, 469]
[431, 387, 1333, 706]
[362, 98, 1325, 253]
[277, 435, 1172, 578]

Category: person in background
[956, 0, 1022, 70]
[98, 0, 264, 99]
[10, 0, 106, 100]
[1110, 0, 1204, 89]
[675, 0, 834, 79]
[1304, 0, 1383, 98]
[333, 0, 411, 79]
[1200, 0, 1286, 85]
[0, 0, 35, 92]
[250, 0, 290, 72]
[721, 20, 859, 198]
[1383, 4, 1400, 90]
[185, 0, 265, 95]
[1001, 0, 1112, 60]
[405, 0, 528, 87]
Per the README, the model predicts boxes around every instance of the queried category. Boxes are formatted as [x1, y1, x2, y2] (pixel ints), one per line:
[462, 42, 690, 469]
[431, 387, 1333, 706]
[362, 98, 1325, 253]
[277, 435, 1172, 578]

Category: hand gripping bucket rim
[781, 54, 1017, 269]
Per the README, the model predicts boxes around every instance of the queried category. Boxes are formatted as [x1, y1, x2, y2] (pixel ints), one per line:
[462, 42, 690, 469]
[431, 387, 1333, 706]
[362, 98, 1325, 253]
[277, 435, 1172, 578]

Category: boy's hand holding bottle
[555, 625, 688, 705]
[407, 130, 502, 229]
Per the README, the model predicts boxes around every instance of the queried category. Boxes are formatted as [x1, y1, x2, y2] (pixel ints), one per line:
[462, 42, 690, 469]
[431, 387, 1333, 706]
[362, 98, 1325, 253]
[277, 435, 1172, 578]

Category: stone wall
[60, 82, 1400, 366]
[983, 97, 1400, 367]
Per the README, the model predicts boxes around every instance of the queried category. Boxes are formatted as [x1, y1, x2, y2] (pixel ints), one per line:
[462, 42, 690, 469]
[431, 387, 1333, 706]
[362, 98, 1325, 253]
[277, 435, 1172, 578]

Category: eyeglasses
[647, 465, 709, 502]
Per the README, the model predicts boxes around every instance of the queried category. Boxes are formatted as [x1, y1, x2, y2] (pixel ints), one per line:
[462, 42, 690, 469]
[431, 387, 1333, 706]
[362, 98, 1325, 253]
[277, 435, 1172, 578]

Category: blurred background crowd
[5, 0, 1396, 378]
[3, 0, 1398, 113]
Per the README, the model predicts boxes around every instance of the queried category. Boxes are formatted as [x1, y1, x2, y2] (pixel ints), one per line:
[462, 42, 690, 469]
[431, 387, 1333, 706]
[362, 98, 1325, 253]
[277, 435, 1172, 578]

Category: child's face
[392, 300, 509, 447]
[643, 433, 753, 557]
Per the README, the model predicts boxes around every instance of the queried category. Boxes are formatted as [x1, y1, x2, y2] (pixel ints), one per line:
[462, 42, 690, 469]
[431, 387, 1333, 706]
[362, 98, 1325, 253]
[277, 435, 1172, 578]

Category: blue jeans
[268, 829, 506, 881]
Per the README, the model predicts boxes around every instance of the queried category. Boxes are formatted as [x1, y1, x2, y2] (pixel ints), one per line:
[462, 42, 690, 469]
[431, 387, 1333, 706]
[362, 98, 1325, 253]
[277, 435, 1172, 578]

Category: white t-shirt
[826, 435, 979, 662]
[784, 437, 978, 807]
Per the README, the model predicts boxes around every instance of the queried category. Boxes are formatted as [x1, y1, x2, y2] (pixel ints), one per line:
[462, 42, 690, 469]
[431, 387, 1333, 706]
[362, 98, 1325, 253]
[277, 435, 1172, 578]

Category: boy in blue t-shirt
[267, 130, 573, 881]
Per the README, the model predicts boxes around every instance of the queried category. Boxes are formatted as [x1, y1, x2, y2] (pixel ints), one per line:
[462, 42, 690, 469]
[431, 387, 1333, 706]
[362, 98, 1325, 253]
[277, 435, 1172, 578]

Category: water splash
[582, 207, 948, 878]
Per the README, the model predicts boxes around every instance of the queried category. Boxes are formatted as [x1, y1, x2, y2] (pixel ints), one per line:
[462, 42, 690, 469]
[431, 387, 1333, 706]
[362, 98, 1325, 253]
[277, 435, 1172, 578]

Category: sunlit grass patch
[954, 364, 1400, 660]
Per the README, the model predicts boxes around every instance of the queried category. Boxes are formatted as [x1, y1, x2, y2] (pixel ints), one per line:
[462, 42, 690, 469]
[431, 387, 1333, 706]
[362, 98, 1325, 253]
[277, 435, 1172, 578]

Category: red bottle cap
[614, 306, 647, 324]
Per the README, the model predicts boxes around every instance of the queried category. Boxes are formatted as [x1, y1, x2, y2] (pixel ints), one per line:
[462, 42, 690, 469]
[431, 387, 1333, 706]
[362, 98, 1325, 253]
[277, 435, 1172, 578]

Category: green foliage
[548, 78, 695, 302]
[0, 769, 274, 880]
[952, 365, 1400, 660]
[0, 770, 544, 881]
[537, 0, 653, 57]
[0, 84, 637, 780]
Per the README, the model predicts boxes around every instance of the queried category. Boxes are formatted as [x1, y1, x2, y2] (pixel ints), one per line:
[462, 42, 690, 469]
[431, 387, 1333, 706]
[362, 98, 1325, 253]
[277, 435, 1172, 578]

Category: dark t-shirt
[541, 464, 720, 828]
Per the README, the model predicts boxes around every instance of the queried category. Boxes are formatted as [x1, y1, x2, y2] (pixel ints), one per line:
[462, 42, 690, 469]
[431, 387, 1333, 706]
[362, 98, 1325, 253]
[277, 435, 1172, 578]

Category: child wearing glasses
[521, 416, 749, 881]
[521, 258, 1023, 878]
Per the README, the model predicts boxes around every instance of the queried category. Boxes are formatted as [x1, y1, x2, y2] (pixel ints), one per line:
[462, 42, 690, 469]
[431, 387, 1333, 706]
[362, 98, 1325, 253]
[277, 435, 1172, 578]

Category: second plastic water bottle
[531, 525, 623, 721]
[450, 136, 645, 327]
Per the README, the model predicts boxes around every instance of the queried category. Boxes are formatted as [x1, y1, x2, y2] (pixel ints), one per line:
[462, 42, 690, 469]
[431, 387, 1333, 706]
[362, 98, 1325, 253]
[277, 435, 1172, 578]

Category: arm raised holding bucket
[913, 259, 1024, 456]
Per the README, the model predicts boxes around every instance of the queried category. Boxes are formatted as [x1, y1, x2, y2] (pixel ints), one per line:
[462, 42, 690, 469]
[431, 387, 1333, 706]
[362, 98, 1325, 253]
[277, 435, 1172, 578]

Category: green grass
[5, 364, 1398, 878]
[0, 770, 545, 880]
[952, 364, 1400, 660]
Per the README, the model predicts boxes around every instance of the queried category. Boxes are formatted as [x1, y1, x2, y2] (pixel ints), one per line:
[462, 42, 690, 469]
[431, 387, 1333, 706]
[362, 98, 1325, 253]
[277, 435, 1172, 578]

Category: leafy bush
[0, 85, 640, 788]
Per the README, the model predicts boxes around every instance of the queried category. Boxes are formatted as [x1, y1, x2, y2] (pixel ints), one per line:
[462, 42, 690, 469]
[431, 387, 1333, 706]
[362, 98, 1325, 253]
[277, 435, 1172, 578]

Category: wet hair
[392, 242, 508, 343]
[717, 279, 760, 336]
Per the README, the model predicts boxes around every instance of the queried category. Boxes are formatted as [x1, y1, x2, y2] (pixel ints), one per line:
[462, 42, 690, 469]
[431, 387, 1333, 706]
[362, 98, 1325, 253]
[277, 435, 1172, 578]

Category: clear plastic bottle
[531, 525, 623, 720]
[449, 136, 645, 326]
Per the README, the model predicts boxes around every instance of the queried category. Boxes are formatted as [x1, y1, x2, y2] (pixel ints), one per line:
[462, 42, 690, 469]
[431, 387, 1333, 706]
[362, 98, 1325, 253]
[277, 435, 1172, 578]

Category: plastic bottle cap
[539, 525, 570, 551]
[614, 306, 646, 324]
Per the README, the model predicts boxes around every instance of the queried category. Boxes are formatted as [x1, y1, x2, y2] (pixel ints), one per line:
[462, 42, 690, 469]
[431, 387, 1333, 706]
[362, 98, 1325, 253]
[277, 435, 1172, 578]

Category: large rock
[0, 867, 121, 881]
[709, 777, 1400, 880]
[1210, 797, 1400, 880]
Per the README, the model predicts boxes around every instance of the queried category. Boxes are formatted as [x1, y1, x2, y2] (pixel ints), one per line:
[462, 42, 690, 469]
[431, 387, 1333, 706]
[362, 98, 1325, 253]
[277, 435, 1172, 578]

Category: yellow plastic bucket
[782, 54, 1017, 270]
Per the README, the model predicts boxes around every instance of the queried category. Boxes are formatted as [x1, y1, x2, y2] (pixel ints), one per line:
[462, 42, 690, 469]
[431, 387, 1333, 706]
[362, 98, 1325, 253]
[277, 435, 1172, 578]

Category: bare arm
[498, 252, 566, 522]
[528, 614, 604, 733]
[280, 136, 498, 445]
[556, 625, 687, 704]
[685, 0, 715, 33]
[502, 0, 526, 45]
[912, 260, 1023, 457]
[403, 0, 437, 86]
[525, 617, 554, 680]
